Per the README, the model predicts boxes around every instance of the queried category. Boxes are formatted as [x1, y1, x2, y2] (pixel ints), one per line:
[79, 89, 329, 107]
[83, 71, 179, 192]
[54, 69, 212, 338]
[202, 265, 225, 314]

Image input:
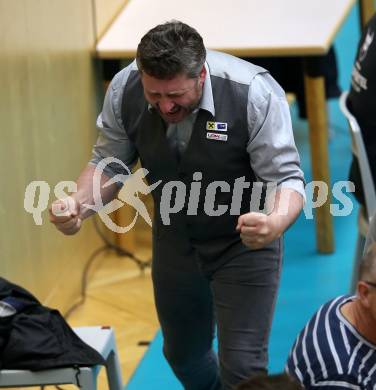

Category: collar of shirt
[147, 62, 215, 117]
[199, 62, 215, 116]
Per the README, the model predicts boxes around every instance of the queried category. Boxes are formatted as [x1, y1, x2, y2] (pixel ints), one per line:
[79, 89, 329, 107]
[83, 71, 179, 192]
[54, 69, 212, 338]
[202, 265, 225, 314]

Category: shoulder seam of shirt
[112, 63, 136, 130]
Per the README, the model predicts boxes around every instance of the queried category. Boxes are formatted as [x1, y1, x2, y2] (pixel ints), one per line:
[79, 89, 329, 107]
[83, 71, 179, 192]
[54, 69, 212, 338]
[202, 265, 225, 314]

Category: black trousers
[151, 230, 282, 390]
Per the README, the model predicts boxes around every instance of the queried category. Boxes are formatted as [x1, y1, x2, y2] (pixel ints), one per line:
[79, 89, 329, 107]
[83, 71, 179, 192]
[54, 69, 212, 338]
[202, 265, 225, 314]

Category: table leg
[359, 0, 375, 28]
[303, 57, 334, 253]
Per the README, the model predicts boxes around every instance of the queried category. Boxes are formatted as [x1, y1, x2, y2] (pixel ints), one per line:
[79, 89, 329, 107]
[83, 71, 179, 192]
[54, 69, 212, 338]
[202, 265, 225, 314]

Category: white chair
[339, 91, 376, 291]
[0, 326, 123, 390]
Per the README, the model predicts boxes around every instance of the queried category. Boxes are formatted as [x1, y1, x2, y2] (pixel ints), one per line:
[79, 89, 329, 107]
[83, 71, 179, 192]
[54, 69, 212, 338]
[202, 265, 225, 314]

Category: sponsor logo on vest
[206, 132, 228, 142]
[206, 121, 228, 131]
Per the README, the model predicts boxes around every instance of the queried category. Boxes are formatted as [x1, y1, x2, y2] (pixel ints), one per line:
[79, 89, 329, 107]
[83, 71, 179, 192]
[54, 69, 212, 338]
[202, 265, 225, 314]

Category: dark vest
[121, 55, 267, 262]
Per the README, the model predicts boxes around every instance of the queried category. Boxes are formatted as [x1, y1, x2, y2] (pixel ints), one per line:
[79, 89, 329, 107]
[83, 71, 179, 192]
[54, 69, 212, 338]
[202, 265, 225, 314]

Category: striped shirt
[286, 295, 376, 389]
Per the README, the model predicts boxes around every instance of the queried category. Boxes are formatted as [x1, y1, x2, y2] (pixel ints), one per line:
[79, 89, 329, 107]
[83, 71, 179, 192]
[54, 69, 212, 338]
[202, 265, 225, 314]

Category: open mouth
[166, 106, 181, 115]
[157, 105, 188, 123]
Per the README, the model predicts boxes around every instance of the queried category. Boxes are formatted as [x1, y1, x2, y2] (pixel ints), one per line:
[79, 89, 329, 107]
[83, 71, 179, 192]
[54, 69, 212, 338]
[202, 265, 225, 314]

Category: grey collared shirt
[91, 60, 305, 198]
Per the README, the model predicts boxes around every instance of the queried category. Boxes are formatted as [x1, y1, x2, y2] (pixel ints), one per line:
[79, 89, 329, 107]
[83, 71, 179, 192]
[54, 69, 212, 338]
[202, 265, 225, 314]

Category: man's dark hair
[236, 373, 303, 390]
[136, 20, 206, 79]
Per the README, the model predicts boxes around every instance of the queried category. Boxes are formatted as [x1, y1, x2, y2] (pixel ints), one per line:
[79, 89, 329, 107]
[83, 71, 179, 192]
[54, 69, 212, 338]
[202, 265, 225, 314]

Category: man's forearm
[73, 164, 120, 220]
[268, 188, 304, 237]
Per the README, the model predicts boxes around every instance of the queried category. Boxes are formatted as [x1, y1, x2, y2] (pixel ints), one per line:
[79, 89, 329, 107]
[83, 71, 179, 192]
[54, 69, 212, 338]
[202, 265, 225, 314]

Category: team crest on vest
[206, 121, 228, 132]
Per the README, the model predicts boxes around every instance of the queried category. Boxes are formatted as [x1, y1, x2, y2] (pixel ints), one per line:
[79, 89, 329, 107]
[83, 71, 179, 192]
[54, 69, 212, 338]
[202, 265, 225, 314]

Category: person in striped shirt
[286, 243, 376, 389]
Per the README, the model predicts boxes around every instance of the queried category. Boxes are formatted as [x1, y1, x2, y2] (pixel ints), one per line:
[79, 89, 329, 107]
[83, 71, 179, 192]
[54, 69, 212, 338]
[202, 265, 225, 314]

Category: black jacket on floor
[0, 277, 104, 370]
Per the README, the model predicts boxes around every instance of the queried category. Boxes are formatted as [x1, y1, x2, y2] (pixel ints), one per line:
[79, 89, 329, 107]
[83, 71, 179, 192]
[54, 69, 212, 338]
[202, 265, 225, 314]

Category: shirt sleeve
[89, 65, 139, 179]
[246, 72, 305, 200]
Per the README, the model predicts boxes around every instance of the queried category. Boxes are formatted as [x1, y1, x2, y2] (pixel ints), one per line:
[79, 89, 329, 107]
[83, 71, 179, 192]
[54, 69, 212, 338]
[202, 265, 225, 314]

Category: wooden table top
[96, 0, 355, 58]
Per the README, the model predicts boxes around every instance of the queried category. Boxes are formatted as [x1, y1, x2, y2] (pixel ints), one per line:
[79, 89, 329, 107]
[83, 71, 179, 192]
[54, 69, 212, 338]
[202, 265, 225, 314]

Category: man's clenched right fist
[49, 197, 82, 235]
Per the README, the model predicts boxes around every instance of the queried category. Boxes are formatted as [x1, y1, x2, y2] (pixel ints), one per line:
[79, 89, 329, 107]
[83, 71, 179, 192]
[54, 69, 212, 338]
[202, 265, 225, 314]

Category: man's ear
[199, 66, 207, 86]
[358, 281, 372, 308]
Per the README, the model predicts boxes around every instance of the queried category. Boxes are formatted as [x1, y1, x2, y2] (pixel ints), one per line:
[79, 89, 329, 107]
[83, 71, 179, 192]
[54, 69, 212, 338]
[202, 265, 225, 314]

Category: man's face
[141, 67, 206, 124]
